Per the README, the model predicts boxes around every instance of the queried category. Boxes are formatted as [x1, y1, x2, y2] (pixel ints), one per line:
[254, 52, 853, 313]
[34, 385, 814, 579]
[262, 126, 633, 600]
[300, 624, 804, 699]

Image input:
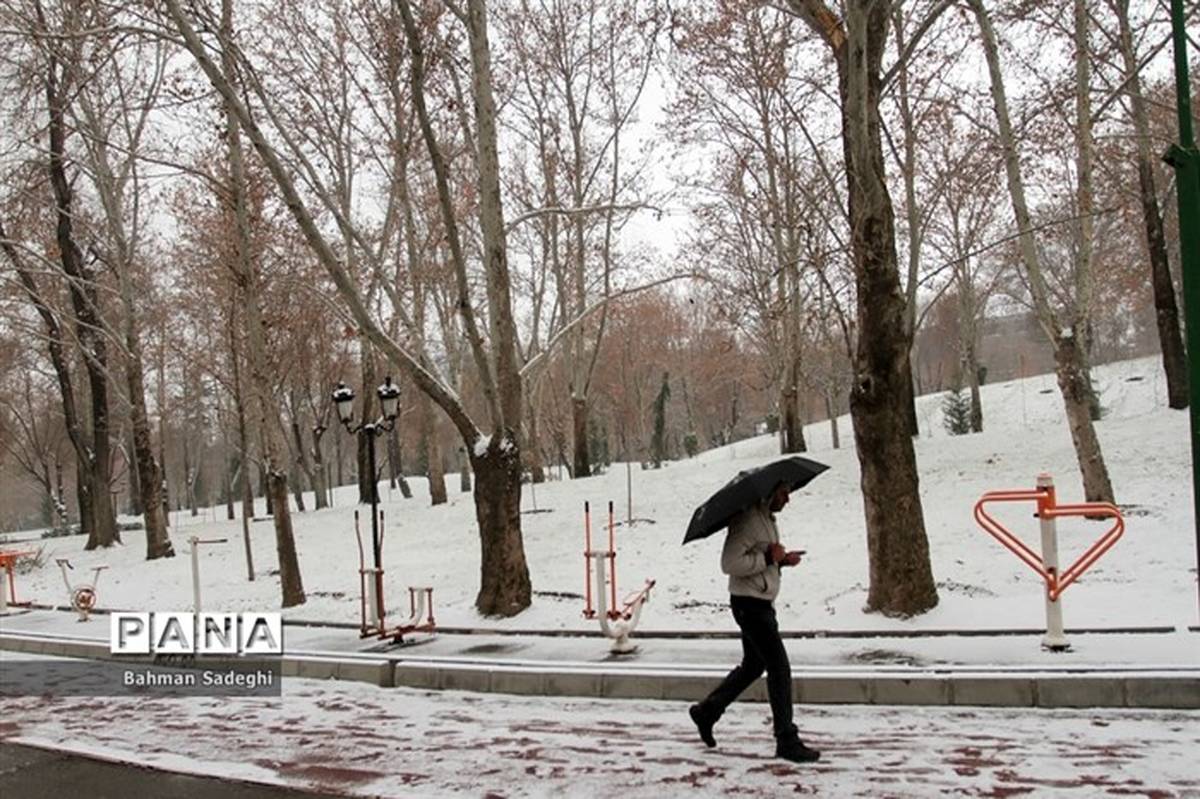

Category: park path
[4, 673, 1198, 798]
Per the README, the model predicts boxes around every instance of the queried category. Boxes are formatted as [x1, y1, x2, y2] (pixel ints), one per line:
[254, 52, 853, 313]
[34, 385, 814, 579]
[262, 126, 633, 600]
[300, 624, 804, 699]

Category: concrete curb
[4, 632, 1197, 709]
[388, 659, 1200, 709]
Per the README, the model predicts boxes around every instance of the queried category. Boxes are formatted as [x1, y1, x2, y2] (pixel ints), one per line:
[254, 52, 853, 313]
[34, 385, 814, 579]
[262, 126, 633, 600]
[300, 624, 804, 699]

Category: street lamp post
[332, 376, 401, 623]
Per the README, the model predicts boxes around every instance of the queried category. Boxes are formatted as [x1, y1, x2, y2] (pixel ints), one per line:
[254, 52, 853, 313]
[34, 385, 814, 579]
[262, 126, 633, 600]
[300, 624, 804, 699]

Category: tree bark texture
[43, 50, 118, 550]
[1054, 336, 1115, 502]
[972, 0, 1115, 504]
[572, 396, 592, 478]
[793, 0, 938, 615]
[469, 437, 531, 616]
[419, 394, 448, 505]
[221, 0, 302, 607]
[1115, 0, 1188, 409]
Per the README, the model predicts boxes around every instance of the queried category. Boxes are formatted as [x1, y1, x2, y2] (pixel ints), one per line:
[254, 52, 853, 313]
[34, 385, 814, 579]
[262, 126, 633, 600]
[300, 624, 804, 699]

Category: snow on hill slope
[9, 355, 1194, 634]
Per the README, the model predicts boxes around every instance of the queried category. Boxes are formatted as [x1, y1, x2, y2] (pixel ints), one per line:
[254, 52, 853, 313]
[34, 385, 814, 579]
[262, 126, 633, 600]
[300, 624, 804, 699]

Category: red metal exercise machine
[353, 509, 435, 643]
[582, 501, 655, 654]
[975, 473, 1125, 651]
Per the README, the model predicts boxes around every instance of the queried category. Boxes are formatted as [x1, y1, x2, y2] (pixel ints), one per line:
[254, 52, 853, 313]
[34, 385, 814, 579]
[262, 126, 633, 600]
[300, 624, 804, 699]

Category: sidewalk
[3, 607, 1198, 708]
[2, 658, 1197, 798]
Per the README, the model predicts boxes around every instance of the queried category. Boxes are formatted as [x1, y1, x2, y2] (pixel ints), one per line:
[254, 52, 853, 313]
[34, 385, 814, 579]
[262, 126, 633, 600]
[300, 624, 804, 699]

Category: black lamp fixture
[331, 375, 402, 620]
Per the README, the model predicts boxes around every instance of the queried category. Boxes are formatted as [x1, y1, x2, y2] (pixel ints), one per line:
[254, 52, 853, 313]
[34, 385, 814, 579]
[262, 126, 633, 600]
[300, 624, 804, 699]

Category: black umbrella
[682, 456, 829, 544]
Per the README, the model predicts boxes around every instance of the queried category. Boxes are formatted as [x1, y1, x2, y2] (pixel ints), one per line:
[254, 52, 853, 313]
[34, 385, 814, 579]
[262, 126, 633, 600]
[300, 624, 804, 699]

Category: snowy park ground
[2, 355, 1199, 797]
[4, 354, 1196, 636]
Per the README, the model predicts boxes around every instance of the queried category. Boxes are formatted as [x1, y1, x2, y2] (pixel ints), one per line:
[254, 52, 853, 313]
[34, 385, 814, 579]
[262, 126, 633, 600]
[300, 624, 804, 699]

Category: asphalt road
[0, 742, 340, 799]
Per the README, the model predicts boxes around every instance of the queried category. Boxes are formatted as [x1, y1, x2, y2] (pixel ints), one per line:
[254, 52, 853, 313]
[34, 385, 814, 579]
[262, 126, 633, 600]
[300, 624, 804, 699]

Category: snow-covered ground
[3, 652, 1198, 798]
[7, 355, 1194, 637]
[2, 356, 1198, 798]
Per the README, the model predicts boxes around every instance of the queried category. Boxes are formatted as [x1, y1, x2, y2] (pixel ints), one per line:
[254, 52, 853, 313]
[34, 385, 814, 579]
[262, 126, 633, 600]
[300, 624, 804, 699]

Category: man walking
[688, 482, 821, 763]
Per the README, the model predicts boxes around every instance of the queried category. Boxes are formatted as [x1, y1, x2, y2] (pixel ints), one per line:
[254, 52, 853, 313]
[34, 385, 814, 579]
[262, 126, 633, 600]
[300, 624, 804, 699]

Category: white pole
[594, 550, 608, 622]
[365, 569, 381, 628]
[0, 568, 8, 613]
[1038, 474, 1069, 651]
[190, 536, 202, 614]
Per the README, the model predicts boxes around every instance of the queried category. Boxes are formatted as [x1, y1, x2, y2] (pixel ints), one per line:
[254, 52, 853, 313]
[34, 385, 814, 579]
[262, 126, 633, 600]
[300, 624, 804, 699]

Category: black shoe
[776, 739, 821, 763]
[688, 704, 716, 748]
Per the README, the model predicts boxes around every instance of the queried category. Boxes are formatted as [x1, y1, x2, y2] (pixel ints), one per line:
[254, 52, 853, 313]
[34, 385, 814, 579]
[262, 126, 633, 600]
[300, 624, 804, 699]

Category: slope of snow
[8, 355, 1195, 637]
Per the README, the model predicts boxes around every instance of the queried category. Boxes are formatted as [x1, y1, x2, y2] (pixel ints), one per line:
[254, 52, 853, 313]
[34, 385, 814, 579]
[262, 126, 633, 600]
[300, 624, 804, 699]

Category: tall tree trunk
[42, 44, 118, 550]
[169, 0, 530, 616]
[312, 426, 331, 507]
[1116, 0, 1188, 408]
[958, 281, 984, 433]
[972, 0, 1115, 504]
[421, 394, 447, 505]
[261, 463, 272, 515]
[459, 446, 472, 493]
[463, 0, 530, 614]
[825, 388, 840, 450]
[182, 428, 194, 516]
[222, 0, 303, 607]
[127, 427, 143, 516]
[792, 0, 937, 615]
[76, 461, 93, 539]
[779, 358, 807, 453]
[469, 439, 531, 616]
[386, 428, 411, 499]
[1055, 336, 1114, 501]
[893, 7, 924, 441]
[291, 466, 306, 511]
[572, 396, 591, 478]
[129, 361, 172, 558]
[526, 384, 546, 483]
[290, 415, 320, 509]
[965, 340, 983, 433]
[225, 455, 236, 520]
[1, 221, 93, 541]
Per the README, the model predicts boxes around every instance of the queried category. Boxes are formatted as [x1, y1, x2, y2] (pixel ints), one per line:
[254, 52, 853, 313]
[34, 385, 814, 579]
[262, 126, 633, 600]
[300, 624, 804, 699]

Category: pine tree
[942, 382, 972, 436]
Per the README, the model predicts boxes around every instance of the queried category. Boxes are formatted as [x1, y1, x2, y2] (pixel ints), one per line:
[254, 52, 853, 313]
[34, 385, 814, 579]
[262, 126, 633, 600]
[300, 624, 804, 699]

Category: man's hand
[780, 550, 804, 567]
[767, 542, 787, 564]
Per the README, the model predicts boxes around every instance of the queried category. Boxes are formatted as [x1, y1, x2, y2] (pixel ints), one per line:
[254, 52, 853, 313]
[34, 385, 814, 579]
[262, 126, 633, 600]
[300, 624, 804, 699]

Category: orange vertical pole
[608, 501, 617, 614]
[584, 502, 593, 616]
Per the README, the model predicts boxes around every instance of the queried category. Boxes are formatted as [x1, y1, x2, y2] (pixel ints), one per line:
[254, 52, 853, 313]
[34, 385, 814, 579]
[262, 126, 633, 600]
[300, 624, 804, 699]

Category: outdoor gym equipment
[974, 473, 1125, 651]
[352, 509, 435, 643]
[190, 535, 228, 614]
[55, 558, 108, 621]
[582, 501, 655, 654]
[0, 549, 35, 613]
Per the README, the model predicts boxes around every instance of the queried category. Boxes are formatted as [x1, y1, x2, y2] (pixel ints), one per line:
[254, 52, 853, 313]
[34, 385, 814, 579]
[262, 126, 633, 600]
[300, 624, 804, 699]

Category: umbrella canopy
[682, 456, 829, 544]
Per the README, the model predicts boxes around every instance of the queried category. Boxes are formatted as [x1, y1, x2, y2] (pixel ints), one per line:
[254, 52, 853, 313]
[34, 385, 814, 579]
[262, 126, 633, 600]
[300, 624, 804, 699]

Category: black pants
[696, 594, 797, 741]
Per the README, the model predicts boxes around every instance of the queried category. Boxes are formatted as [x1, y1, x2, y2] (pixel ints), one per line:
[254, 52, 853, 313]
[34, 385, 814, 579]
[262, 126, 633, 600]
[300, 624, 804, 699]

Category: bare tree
[160, 0, 533, 615]
[783, 0, 943, 615]
[1108, 0, 1187, 408]
[218, 0, 304, 606]
[970, 0, 1114, 503]
[504, 0, 660, 477]
[669, 3, 815, 455]
[926, 111, 1007, 433]
[66, 5, 174, 557]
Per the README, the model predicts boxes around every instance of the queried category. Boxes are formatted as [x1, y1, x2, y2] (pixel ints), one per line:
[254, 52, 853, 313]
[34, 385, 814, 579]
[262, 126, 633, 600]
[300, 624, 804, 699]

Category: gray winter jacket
[720, 503, 781, 601]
